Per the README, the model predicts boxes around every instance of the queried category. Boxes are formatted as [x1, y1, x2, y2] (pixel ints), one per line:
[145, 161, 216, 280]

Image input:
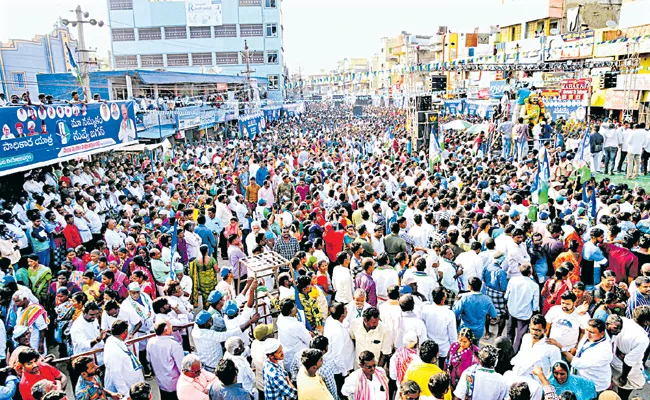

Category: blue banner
[176, 106, 225, 131]
[238, 112, 266, 139]
[544, 99, 587, 121]
[443, 100, 464, 115]
[262, 107, 282, 122]
[489, 80, 507, 99]
[0, 101, 136, 176]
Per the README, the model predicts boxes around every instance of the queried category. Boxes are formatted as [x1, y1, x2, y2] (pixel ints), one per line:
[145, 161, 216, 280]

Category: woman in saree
[53, 287, 76, 356]
[116, 247, 133, 275]
[547, 360, 597, 400]
[108, 260, 130, 287]
[541, 265, 572, 315]
[65, 248, 85, 272]
[553, 240, 582, 284]
[129, 255, 155, 286]
[445, 327, 480, 389]
[323, 222, 344, 262]
[27, 254, 52, 304]
[43, 210, 65, 270]
[189, 244, 219, 307]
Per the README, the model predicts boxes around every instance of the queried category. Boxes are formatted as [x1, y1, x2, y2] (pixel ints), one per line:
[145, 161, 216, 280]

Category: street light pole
[61, 6, 104, 101]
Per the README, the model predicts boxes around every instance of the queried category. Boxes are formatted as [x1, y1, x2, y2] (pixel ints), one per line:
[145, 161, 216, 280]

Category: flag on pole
[169, 220, 178, 280]
[65, 43, 83, 86]
[581, 182, 598, 221]
[429, 125, 444, 164]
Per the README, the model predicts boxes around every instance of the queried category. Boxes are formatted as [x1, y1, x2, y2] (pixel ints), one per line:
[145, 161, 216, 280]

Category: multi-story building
[107, 0, 285, 100]
[0, 25, 78, 98]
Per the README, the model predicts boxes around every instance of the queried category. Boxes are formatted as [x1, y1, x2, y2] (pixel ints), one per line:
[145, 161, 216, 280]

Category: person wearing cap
[262, 338, 297, 400]
[215, 266, 237, 303]
[119, 281, 155, 372]
[192, 306, 259, 373]
[251, 323, 275, 395]
[224, 278, 261, 346]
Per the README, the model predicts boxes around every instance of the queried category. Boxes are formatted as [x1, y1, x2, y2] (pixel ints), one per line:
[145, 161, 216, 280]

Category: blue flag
[169, 220, 178, 280]
[65, 43, 83, 86]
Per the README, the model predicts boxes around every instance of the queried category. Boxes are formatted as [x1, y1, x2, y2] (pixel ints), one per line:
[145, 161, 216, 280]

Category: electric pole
[61, 6, 104, 101]
[242, 40, 256, 106]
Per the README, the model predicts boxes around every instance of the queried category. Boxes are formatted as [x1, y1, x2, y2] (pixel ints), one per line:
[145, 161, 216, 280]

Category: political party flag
[169, 220, 178, 280]
[65, 43, 83, 86]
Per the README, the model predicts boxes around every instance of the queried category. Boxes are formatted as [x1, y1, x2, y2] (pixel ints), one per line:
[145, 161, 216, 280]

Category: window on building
[140, 54, 164, 67]
[550, 20, 559, 32]
[11, 72, 26, 89]
[112, 28, 135, 42]
[239, 0, 262, 6]
[109, 0, 132, 11]
[266, 23, 278, 37]
[265, 0, 277, 7]
[214, 24, 237, 37]
[242, 51, 264, 64]
[115, 55, 138, 68]
[215, 52, 239, 64]
[138, 28, 162, 41]
[240, 24, 263, 37]
[166, 53, 189, 67]
[268, 74, 279, 90]
[266, 51, 278, 64]
[192, 52, 213, 66]
[165, 26, 187, 40]
[190, 26, 212, 39]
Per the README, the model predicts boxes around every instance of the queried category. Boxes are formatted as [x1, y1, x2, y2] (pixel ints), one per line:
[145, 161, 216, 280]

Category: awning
[116, 139, 171, 152]
[135, 70, 268, 85]
[138, 125, 177, 139]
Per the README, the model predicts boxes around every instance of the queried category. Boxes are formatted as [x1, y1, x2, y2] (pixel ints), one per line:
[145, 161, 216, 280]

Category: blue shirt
[256, 166, 269, 185]
[505, 276, 540, 320]
[482, 264, 508, 292]
[453, 292, 497, 339]
[195, 224, 217, 255]
[263, 360, 297, 400]
[517, 88, 531, 105]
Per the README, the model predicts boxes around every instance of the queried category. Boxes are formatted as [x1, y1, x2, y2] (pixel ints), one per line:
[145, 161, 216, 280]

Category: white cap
[128, 282, 141, 291]
[264, 338, 282, 355]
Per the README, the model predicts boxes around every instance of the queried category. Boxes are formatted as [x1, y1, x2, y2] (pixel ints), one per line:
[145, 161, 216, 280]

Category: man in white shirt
[323, 302, 355, 379]
[510, 315, 561, 377]
[104, 219, 125, 250]
[332, 252, 354, 305]
[453, 345, 508, 400]
[547, 318, 613, 392]
[455, 242, 484, 289]
[545, 291, 589, 350]
[277, 298, 311, 374]
[422, 287, 457, 360]
[394, 294, 427, 348]
[103, 320, 145, 397]
[625, 123, 647, 179]
[223, 337, 257, 399]
[70, 301, 106, 366]
[505, 264, 540, 351]
[504, 228, 531, 278]
[606, 315, 650, 397]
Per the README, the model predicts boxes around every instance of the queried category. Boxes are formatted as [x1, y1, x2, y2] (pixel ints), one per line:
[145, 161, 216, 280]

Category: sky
[0, 0, 508, 75]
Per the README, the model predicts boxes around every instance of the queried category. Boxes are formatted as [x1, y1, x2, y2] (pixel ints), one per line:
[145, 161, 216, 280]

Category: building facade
[107, 0, 285, 100]
[0, 26, 78, 98]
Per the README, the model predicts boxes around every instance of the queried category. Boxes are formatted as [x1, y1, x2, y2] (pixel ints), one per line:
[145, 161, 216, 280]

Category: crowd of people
[0, 101, 648, 400]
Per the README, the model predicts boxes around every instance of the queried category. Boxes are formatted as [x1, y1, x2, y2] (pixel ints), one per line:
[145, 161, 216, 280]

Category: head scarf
[547, 360, 597, 400]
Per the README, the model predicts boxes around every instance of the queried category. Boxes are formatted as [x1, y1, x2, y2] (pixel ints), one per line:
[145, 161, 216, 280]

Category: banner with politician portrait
[0, 101, 136, 176]
[238, 112, 266, 140]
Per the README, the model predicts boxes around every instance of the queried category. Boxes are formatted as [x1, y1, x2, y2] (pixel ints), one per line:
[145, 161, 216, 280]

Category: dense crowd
[0, 101, 648, 400]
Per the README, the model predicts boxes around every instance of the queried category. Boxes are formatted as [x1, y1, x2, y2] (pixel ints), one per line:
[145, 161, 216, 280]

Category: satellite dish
[550, 28, 559, 35]
[606, 20, 618, 29]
